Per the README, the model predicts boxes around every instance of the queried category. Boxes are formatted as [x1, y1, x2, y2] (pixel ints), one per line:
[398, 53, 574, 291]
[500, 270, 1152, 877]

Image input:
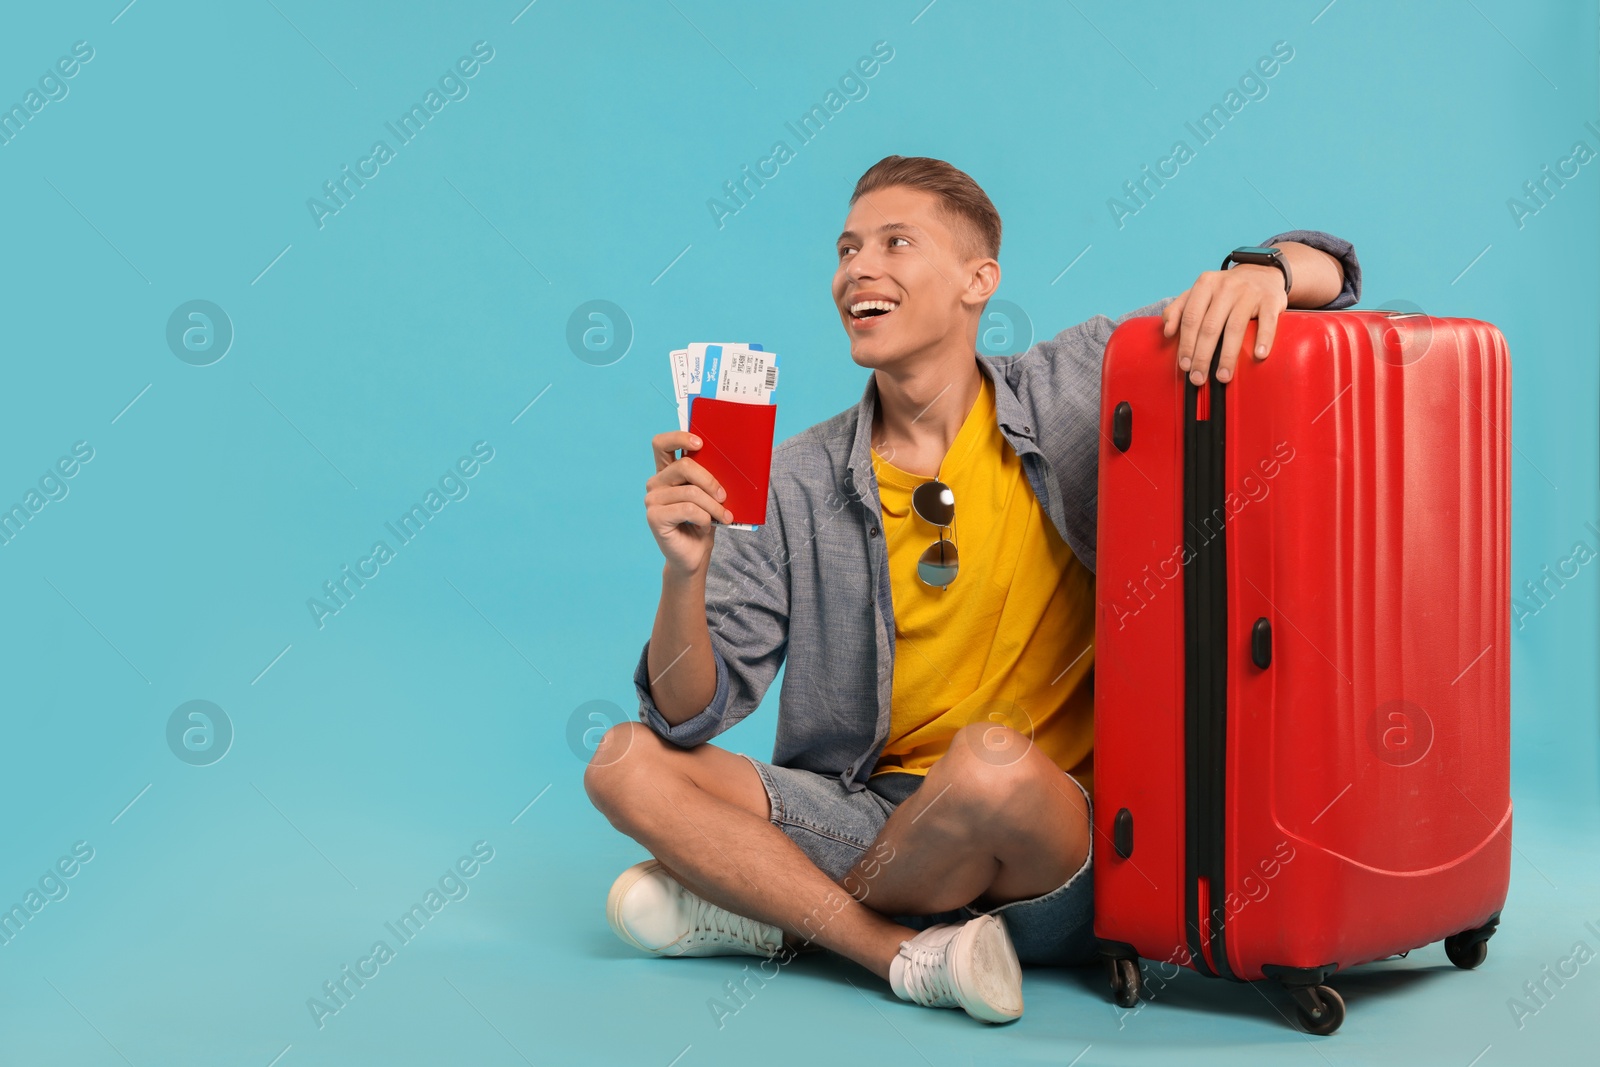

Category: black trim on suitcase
[1183, 370, 1238, 982]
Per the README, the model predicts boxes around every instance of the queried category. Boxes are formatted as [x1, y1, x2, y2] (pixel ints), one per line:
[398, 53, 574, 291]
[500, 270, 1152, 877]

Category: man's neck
[870, 350, 983, 479]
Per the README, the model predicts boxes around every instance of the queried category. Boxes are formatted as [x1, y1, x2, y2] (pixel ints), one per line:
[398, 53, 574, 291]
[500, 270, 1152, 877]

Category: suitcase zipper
[1183, 370, 1236, 981]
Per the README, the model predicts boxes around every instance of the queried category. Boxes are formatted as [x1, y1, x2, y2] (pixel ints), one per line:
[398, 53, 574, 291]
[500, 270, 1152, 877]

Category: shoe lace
[899, 941, 956, 1006]
[689, 896, 772, 951]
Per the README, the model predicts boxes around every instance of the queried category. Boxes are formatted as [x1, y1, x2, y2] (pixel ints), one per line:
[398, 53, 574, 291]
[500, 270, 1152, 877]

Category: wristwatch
[1221, 245, 1292, 295]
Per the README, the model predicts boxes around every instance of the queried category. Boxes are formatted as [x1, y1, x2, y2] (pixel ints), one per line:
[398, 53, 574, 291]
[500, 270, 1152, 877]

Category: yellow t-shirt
[869, 368, 1097, 794]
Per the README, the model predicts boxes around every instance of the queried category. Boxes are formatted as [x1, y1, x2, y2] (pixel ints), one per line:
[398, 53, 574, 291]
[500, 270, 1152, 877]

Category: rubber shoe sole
[606, 859, 669, 954]
[606, 858, 781, 958]
[949, 915, 1024, 1023]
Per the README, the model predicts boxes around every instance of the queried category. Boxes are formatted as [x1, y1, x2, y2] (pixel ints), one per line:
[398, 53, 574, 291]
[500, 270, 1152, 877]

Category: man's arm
[633, 474, 791, 747]
[995, 228, 1360, 573]
[1164, 230, 1362, 384]
[1275, 239, 1346, 309]
[645, 564, 719, 726]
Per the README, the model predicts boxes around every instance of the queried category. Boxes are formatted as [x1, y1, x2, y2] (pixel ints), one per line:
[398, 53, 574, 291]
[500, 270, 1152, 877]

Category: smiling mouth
[848, 299, 899, 321]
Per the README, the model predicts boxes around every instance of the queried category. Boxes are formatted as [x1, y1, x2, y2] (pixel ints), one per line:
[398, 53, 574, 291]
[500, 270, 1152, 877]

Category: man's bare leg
[584, 721, 912, 981]
[842, 723, 1090, 917]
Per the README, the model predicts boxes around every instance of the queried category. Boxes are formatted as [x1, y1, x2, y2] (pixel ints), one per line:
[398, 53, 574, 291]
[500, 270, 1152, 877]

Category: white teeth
[849, 299, 899, 316]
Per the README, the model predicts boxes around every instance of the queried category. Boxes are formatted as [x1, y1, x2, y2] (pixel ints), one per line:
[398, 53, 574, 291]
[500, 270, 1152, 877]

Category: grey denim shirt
[634, 230, 1361, 793]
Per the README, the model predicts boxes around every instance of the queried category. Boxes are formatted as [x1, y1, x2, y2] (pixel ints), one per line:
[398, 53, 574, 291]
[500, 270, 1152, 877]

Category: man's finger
[656, 501, 717, 532]
[1176, 284, 1215, 369]
[1188, 303, 1230, 385]
[652, 484, 734, 524]
[652, 430, 703, 472]
[647, 456, 725, 502]
[1162, 291, 1189, 339]
[1214, 305, 1255, 383]
[1254, 299, 1283, 359]
[671, 457, 725, 498]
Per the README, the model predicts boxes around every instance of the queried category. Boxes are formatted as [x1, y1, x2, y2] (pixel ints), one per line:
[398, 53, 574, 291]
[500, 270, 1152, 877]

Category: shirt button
[869, 527, 879, 537]
[1023, 424, 1032, 433]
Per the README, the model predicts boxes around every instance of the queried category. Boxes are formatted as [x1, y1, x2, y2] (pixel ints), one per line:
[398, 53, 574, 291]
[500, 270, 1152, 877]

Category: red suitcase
[1091, 308, 1511, 1034]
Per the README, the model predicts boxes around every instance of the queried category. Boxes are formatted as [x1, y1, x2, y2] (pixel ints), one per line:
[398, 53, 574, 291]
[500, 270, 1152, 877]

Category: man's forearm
[646, 563, 719, 728]
[1278, 240, 1344, 309]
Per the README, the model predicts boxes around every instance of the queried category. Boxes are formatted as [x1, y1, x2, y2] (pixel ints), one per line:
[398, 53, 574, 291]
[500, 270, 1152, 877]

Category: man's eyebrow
[836, 222, 920, 245]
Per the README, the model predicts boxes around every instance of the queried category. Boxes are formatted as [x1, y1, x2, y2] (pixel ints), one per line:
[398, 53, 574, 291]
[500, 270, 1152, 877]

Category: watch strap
[1221, 246, 1292, 295]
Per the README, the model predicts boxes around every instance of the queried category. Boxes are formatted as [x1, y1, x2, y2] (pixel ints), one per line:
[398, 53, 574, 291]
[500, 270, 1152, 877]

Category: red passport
[686, 397, 777, 526]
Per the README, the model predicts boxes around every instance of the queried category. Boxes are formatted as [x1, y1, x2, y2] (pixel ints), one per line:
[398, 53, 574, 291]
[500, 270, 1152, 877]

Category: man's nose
[845, 254, 879, 281]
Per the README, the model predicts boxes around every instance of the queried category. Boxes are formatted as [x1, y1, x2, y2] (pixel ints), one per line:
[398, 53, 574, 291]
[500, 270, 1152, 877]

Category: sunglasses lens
[912, 480, 955, 527]
[917, 538, 959, 587]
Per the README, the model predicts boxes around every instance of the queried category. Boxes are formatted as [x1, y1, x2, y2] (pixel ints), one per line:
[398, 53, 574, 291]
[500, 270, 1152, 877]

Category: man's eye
[838, 246, 855, 258]
[889, 236, 909, 248]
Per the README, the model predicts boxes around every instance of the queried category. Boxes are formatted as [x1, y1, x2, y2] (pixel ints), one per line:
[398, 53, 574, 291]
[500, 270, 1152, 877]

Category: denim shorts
[737, 753, 1096, 967]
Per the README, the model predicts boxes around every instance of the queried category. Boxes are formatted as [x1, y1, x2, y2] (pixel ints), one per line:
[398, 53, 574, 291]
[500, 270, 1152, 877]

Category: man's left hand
[1161, 263, 1288, 385]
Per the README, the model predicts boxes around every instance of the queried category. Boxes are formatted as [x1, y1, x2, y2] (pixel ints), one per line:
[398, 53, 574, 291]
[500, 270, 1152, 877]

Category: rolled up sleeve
[1262, 229, 1362, 309]
[633, 635, 733, 747]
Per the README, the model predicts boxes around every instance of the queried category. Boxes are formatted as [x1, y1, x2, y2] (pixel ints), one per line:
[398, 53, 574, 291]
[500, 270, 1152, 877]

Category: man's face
[832, 185, 995, 370]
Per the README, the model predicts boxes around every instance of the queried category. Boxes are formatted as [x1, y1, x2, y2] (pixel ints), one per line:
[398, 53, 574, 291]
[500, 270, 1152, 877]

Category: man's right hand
[647, 430, 735, 577]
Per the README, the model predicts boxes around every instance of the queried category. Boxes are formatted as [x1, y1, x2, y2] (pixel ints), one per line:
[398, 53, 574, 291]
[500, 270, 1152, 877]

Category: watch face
[1224, 246, 1291, 291]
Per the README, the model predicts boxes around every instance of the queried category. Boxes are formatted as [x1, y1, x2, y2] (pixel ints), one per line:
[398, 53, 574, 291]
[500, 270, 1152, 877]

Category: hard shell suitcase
[1091, 308, 1511, 1034]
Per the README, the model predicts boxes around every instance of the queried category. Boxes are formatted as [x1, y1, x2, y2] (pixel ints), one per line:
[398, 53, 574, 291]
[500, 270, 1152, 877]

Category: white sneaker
[888, 915, 1024, 1023]
[606, 859, 784, 958]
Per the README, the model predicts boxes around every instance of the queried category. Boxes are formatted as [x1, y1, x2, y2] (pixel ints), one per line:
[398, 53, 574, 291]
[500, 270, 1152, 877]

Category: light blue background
[0, 1, 1595, 1064]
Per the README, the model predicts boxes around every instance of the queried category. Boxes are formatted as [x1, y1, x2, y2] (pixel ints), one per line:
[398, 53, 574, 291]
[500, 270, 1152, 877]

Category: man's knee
[582, 721, 663, 819]
[934, 723, 1062, 830]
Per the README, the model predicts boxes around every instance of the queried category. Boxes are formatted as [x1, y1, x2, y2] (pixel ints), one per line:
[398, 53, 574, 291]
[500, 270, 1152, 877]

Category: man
[586, 155, 1358, 1023]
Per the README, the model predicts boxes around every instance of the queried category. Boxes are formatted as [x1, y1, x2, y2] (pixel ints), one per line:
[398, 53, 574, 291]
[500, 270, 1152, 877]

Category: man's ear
[961, 257, 1001, 311]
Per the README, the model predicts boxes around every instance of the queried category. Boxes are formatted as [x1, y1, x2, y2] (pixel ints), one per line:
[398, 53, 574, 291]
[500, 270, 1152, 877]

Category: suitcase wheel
[1444, 933, 1490, 969]
[1107, 956, 1141, 1008]
[1444, 913, 1500, 970]
[1287, 984, 1345, 1036]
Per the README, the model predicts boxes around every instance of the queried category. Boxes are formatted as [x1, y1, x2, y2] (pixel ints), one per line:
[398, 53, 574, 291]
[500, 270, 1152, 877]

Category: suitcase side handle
[1251, 617, 1272, 669]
